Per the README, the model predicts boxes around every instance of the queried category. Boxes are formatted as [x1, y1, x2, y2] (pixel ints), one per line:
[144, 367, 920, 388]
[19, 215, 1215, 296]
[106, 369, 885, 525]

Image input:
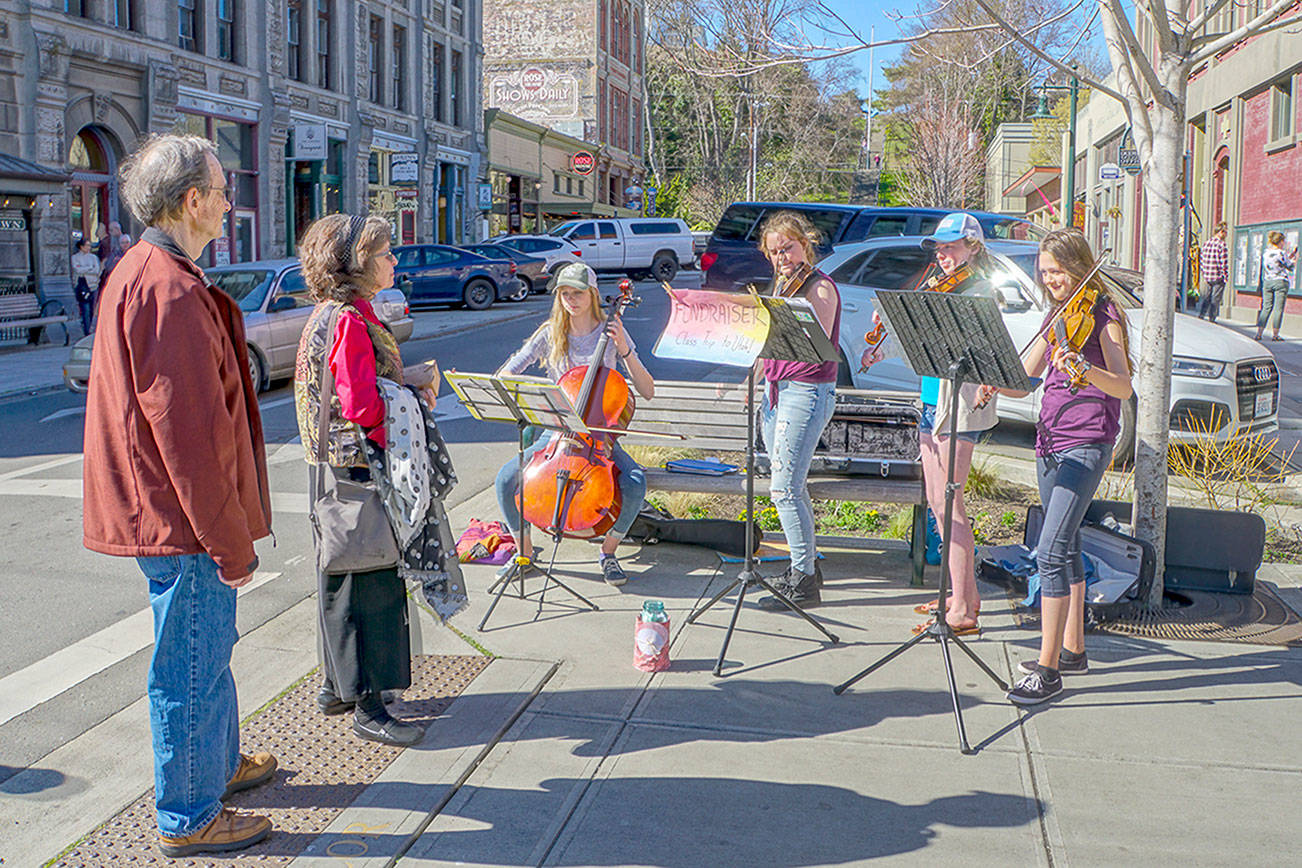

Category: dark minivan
[699, 202, 1042, 292]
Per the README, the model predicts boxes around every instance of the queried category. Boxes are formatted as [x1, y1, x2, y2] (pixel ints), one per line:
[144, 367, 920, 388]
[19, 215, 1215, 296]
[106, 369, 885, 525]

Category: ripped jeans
[761, 380, 836, 574]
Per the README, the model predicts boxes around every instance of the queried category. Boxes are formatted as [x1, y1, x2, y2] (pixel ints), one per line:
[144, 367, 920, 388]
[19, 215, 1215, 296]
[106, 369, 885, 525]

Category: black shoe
[318, 687, 354, 716]
[1018, 648, 1089, 676]
[1007, 668, 1063, 705]
[352, 705, 425, 747]
[758, 567, 822, 610]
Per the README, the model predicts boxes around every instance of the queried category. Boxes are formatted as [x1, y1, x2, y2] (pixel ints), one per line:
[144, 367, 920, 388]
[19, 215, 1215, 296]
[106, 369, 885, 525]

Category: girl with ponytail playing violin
[980, 229, 1132, 705]
[493, 262, 655, 587]
[862, 213, 1000, 636]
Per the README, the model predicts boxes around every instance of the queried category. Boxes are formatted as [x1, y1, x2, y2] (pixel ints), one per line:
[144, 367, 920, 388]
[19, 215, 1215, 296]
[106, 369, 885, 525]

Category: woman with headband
[293, 214, 444, 746]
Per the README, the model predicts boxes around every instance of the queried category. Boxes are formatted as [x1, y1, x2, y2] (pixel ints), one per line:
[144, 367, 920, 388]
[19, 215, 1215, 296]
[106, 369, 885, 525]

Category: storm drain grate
[52, 653, 491, 867]
[1012, 584, 1302, 646]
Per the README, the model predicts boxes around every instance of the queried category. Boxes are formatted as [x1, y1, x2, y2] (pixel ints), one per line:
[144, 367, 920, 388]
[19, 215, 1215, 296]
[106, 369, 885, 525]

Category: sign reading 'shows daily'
[488, 66, 580, 124]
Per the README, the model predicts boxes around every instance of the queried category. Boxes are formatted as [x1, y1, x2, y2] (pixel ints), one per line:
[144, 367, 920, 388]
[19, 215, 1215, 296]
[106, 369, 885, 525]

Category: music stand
[831, 289, 1033, 755]
[686, 293, 841, 676]
[445, 371, 601, 630]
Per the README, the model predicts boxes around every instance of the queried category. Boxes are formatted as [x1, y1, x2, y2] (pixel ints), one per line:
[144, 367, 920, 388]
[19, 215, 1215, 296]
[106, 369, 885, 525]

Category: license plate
[1255, 391, 1274, 418]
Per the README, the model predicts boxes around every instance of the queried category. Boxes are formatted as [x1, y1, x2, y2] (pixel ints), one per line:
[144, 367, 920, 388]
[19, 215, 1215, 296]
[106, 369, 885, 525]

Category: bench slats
[643, 468, 921, 503]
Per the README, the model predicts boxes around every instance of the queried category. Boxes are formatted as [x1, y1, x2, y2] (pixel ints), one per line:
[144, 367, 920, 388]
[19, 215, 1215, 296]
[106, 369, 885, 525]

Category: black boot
[352, 693, 425, 747]
[758, 564, 822, 610]
[318, 681, 354, 716]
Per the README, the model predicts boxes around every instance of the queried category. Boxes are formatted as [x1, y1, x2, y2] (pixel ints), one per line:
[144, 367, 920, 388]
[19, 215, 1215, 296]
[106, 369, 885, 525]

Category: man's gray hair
[119, 134, 218, 226]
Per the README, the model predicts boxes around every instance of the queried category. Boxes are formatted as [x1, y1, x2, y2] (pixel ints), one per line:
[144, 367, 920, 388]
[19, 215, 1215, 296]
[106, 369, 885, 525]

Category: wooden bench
[622, 379, 928, 586]
[0, 292, 69, 346]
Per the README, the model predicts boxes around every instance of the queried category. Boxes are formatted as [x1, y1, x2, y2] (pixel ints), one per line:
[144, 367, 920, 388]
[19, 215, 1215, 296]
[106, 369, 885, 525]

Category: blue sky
[809, 1, 906, 101]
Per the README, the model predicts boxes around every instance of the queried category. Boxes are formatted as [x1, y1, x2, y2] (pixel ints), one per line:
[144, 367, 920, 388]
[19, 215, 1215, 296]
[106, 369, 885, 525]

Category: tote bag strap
[315, 304, 343, 465]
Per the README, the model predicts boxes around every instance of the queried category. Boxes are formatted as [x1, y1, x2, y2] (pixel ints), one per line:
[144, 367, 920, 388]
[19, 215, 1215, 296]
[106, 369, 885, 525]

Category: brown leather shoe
[222, 751, 278, 801]
[158, 808, 271, 857]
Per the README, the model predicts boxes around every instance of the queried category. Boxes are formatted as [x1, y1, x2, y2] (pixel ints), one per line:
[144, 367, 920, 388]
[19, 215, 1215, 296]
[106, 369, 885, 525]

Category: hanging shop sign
[571, 151, 595, 175]
[395, 188, 419, 201]
[291, 123, 328, 161]
[1118, 127, 1141, 176]
[1099, 162, 1123, 181]
[477, 182, 493, 210]
[389, 152, 420, 184]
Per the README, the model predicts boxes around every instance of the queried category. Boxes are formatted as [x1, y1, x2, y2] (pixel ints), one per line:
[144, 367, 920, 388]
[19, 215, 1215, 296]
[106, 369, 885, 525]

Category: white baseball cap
[921, 212, 984, 248]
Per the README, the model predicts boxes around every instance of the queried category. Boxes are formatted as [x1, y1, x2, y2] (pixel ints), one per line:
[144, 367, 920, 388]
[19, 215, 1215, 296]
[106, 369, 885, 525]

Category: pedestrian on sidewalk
[1198, 222, 1228, 323]
[981, 229, 1133, 705]
[82, 134, 277, 857]
[70, 238, 101, 335]
[293, 213, 448, 748]
[1256, 231, 1297, 342]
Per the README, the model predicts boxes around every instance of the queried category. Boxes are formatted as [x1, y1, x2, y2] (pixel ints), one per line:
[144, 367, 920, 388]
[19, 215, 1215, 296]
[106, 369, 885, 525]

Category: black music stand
[831, 289, 1033, 755]
[686, 293, 841, 676]
[445, 371, 601, 630]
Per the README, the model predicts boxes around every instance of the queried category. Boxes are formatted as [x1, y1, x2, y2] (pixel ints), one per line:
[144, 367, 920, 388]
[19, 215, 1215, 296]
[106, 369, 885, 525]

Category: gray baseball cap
[554, 261, 597, 291]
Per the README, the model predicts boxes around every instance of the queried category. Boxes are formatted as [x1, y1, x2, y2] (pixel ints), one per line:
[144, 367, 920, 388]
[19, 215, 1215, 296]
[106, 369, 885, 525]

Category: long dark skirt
[311, 465, 412, 701]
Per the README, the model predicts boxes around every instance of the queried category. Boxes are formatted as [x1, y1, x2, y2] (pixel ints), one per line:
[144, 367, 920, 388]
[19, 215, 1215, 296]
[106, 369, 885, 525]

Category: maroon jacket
[83, 232, 271, 580]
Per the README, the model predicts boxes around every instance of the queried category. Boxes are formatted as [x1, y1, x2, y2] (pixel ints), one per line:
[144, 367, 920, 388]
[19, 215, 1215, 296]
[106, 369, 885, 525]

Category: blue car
[392, 244, 523, 310]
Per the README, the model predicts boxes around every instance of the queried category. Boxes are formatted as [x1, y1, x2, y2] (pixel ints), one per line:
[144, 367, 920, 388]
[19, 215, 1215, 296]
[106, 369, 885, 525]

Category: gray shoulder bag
[308, 305, 401, 575]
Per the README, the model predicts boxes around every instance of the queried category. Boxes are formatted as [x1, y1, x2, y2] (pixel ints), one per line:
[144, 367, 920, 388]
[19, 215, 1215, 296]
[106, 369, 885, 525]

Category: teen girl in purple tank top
[983, 229, 1133, 706]
[750, 212, 842, 611]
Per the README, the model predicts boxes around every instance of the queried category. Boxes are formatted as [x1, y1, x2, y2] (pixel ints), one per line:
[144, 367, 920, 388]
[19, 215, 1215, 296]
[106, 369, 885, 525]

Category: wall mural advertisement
[488, 66, 580, 124]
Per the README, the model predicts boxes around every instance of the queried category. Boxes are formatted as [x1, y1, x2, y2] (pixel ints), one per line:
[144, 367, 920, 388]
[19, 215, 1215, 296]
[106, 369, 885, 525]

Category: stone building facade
[481, 0, 645, 226]
[0, 0, 485, 311]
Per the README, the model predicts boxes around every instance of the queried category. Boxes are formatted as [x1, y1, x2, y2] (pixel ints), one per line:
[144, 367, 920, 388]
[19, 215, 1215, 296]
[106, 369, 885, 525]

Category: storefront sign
[477, 182, 493, 210]
[434, 146, 472, 167]
[1117, 127, 1141, 176]
[213, 236, 231, 267]
[395, 188, 419, 200]
[1072, 201, 1085, 230]
[291, 123, 328, 160]
[488, 66, 581, 122]
[0, 216, 26, 232]
[1099, 162, 1122, 181]
[571, 151, 595, 175]
[645, 187, 657, 217]
[177, 85, 259, 122]
[390, 152, 419, 184]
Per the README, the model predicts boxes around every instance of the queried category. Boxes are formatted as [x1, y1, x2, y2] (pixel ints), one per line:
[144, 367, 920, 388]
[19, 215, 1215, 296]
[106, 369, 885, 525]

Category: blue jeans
[137, 554, 241, 836]
[762, 380, 836, 573]
[495, 433, 647, 539]
[1034, 444, 1110, 598]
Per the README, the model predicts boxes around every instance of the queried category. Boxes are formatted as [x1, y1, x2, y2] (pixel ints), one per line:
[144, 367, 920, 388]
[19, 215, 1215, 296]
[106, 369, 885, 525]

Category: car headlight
[70, 347, 92, 363]
[1171, 356, 1224, 379]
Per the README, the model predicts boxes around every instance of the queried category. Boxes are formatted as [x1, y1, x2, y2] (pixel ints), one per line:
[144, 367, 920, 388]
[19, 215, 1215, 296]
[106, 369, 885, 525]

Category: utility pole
[863, 26, 874, 168]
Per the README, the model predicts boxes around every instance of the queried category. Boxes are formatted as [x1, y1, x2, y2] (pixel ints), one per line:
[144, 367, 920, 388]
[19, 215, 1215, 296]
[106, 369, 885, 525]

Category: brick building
[0, 0, 484, 313]
[481, 0, 646, 228]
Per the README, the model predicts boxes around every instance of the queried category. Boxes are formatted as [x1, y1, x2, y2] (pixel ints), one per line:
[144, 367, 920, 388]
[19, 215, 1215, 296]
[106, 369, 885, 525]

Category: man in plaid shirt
[1199, 222, 1229, 322]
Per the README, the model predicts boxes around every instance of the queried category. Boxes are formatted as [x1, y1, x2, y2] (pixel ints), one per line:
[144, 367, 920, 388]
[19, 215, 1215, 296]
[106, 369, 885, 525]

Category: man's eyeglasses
[202, 185, 234, 204]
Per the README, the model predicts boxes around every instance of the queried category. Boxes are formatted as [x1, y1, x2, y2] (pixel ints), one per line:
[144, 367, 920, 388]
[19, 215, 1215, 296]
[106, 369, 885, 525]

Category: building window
[316, 0, 332, 88]
[1270, 78, 1294, 143]
[430, 0, 444, 26]
[431, 41, 444, 123]
[578, 178, 585, 197]
[450, 0, 462, 34]
[631, 97, 641, 154]
[451, 50, 462, 127]
[368, 15, 384, 104]
[179, 112, 259, 266]
[391, 25, 406, 111]
[287, 0, 302, 81]
[112, 0, 133, 29]
[634, 8, 643, 73]
[66, 0, 87, 17]
[553, 172, 562, 194]
[179, 0, 200, 51]
[599, 0, 606, 51]
[611, 86, 628, 151]
[324, 139, 345, 213]
[216, 0, 236, 62]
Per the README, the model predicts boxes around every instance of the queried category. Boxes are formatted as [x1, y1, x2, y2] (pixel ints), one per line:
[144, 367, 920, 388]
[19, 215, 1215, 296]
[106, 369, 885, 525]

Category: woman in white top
[70, 238, 102, 336]
[1256, 230, 1297, 342]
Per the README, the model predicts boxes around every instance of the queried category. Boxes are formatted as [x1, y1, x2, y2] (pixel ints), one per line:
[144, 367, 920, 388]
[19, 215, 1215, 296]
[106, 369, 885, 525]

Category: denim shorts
[919, 403, 979, 443]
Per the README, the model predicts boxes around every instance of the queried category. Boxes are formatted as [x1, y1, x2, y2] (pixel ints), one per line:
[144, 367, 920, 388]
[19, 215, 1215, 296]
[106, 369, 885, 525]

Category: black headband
[337, 216, 365, 269]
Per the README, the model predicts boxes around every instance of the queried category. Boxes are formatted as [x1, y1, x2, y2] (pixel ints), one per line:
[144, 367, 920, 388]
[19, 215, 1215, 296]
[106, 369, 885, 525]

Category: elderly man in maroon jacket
[83, 134, 277, 857]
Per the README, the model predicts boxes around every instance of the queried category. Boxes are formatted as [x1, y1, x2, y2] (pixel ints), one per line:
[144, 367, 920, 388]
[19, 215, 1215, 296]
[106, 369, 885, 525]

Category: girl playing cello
[493, 262, 655, 587]
[980, 229, 1132, 705]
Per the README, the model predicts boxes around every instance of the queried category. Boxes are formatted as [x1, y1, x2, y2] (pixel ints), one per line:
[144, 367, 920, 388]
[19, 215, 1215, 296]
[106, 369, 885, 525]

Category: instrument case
[1082, 500, 1264, 595]
[758, 391, 920, 478]
[1024, 504, 1155, 608]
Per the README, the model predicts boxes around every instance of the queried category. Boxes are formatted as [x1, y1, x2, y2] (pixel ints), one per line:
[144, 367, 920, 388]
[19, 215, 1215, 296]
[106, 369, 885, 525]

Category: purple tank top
[1036, 298, 1123, 456]
[763, 272, 841, 391]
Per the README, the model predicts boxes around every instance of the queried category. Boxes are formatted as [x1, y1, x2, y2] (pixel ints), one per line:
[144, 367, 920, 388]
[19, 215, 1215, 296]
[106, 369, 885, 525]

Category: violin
[861, 263, 974, 367]
[773, 262, 817, 298]
[520, 279, 638, 540]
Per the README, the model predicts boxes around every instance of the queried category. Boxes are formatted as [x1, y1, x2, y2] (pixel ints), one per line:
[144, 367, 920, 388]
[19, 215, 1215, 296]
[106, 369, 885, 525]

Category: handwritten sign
[653, 289, 770, 368]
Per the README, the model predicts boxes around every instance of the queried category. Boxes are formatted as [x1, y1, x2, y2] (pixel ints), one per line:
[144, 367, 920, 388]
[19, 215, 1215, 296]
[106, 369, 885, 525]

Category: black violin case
[758, 391, 922, 478]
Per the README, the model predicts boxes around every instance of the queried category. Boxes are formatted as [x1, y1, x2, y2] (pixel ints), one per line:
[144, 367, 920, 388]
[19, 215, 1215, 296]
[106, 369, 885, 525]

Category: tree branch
[1143, 0, 1179, 55]
[969, 0, 1126, 100]
[1097, 0, 1155, 144]
[1191, 3, 1302, 61]
[1102, 0, 1170, 107]
[1184, 0, 1234, 39]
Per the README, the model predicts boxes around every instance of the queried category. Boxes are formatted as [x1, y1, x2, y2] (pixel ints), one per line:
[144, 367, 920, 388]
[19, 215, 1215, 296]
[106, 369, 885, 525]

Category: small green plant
[1000, 510, 1018, 529]
[739, 504, 781, 530]
[965, 458, 1003, 498]
[883, 506, 916, 540]
[687, 504, 709, 520]
[971, 510, 991, 544]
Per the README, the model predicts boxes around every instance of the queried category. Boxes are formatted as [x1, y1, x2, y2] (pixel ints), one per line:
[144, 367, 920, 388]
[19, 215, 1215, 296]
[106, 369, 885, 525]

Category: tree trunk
[1132, 69, 1188, 608]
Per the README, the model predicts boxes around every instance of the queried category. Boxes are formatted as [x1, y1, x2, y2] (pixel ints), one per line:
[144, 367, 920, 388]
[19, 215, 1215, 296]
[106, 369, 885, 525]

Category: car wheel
[505, 278, 530, 302]
[651, 253, 678, 283]
[462, 279, 495, 311]
[247, 346, 265, 393]
[1111, 395, 1137, 467]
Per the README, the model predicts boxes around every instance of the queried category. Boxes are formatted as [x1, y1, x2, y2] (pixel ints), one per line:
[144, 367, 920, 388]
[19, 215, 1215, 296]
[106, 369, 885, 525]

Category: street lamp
[1030, 64, 1081, 228]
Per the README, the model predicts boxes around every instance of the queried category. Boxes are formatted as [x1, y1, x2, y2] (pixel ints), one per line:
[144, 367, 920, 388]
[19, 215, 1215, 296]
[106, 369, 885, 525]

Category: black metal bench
[0, 292, 69, 346]
[622, 380, 928, 586]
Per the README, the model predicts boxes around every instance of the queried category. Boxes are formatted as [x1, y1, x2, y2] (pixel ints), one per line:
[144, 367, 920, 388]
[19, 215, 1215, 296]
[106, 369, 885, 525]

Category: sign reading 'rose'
[571, 151, 595, 175]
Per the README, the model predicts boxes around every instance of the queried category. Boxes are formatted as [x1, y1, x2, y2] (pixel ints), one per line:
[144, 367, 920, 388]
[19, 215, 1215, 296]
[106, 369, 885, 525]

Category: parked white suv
[546, 218, 695, 283]
[487, 234, 583, 279]
[819, 237, 1280, 464]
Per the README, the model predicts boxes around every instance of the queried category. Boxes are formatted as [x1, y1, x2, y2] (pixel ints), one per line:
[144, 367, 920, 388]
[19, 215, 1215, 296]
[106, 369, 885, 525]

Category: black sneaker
[353, 700, 425, 747]
[1018, 649, 1089, 676]
[600, 554, 628, 587]
[758, 567, 821, 610]
[1007, 668, 1064, 705]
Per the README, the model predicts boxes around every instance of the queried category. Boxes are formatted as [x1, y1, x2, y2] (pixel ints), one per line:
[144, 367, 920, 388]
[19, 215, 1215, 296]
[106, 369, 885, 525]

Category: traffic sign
[1099, 162, 1122, 181]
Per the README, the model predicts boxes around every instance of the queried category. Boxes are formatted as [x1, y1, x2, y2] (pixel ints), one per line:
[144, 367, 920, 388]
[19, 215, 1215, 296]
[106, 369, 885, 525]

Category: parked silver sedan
[64, 258, 414, 393]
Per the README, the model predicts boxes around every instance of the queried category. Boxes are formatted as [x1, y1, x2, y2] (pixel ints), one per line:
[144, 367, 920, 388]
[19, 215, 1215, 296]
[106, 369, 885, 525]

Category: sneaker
[757, 567, 821, 610]
[1007, 668, 1063, 705]
[158, 808, 271, 857]
[222, 751, 277, 801]
[600, 554, 628, 587]
[1017, 649, 1088, 676]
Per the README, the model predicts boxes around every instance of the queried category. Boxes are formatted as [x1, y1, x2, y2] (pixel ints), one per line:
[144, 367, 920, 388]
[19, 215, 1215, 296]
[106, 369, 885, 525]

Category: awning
[0, 154, 70, 183]
[1003, 165, 1061, 198]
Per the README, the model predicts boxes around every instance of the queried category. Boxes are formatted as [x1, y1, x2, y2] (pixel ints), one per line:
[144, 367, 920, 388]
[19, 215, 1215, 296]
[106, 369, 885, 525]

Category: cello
[520, 279, 638, 539]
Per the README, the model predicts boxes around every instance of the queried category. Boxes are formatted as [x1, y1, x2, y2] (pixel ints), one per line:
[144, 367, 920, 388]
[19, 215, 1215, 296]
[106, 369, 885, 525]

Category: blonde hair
[1038, 228, 1131, 372]
[1267, 230, 1285, 247]
[545, 281, 602, 374]
[757, 210, 822, 265]
[298, 214, 392, 302]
